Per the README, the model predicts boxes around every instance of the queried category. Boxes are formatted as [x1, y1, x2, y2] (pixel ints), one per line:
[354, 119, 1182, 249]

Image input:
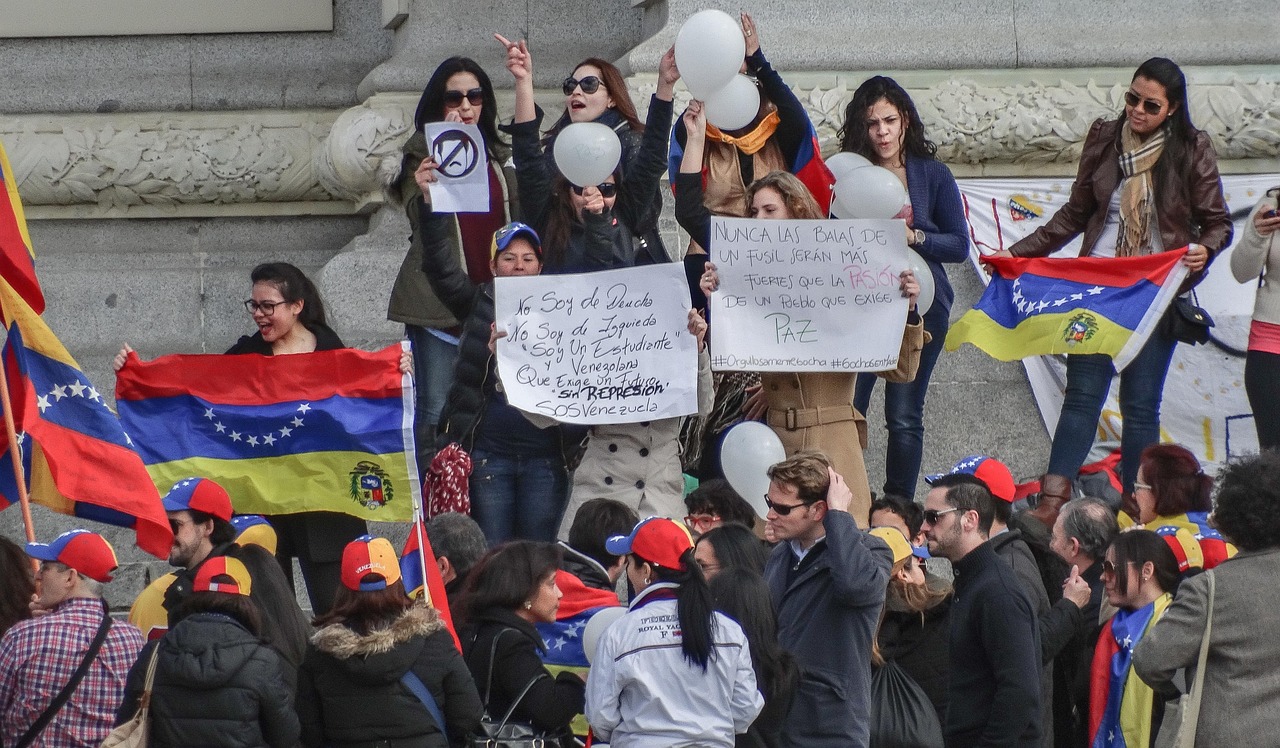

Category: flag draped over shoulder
[945, 250, 1189, 370]
[537, 569, 623, 668]
[400, 519, 459, 649]
[1088, 594, 1171, 748]
[114, 344, 420, 522]
[0, 324, 173, 557]
[0, 142, 43, 317]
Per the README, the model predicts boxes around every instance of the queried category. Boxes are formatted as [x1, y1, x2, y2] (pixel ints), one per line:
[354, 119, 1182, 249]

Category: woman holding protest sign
[994, 57, 1232, 498]
[390, 56, 519, 459]
[677, 100, 925, 525]
[494, 33, 674, 265]
[837, 76, 969, 502]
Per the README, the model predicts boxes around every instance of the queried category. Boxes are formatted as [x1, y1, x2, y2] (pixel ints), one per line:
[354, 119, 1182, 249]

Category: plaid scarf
[1115, 122, 1167, 257]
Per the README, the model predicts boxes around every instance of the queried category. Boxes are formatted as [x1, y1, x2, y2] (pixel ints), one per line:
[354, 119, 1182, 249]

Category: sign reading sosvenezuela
[114, 343, 418, 521]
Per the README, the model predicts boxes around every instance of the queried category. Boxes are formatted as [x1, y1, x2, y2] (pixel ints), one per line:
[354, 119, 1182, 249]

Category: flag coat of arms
[945, 250, 1189, 370]
[114, 343, 419, 521]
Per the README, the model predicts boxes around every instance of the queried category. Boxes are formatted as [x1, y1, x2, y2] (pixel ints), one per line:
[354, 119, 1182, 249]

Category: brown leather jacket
[1009, 117, 1233, 289]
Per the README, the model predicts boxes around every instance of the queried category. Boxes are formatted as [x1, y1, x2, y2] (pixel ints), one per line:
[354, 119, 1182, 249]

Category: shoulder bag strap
[400, 670, 448, 741]
[493, 673, 552, 733]
[480, 627, 511, 710]
[137, 644, 162, 712]
[14, 602, 114, 748]
[1175, 569, 1215, 748]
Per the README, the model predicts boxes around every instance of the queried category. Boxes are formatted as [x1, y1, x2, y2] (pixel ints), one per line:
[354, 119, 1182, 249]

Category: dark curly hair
[1211, 450, 1280, 551]
[837, 75, 937, 162]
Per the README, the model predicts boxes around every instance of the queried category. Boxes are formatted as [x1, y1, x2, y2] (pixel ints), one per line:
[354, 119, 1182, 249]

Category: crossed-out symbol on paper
[431, 130, 480, 179]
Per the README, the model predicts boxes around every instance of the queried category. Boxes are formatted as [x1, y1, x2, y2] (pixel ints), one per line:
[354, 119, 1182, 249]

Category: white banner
[957, 174, 1277, 474]
[708, 216, 909, 372]
[493, 264, 697, 425]
[423, 123, 490, 213]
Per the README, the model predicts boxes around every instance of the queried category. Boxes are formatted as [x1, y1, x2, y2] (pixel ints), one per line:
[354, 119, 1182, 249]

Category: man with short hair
[923, 474, 1042, 747]
[425, 512, 488, 608]
[0, 530, 144, 748]
[1049, 498, 1118, 747]
[763, 451, 891, 748]
[563, 498, 640, 590]
[682, 479, 758, 536]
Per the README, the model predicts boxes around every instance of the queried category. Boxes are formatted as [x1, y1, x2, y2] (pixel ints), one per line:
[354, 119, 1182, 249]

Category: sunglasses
[1101, 559, 1138, 576]
[571, 183, 617, 198]
[1123, 90, 1165, 116]
[443, 88, 484, 108]
[921, 507, 959, 525]
[764, 497, 811, 516]
[562, 75, 603, 96]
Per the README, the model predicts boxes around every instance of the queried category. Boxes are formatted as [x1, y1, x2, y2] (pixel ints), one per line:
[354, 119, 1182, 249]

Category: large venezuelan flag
[0, 141, 44, 317]
[115, 344, 419, 521]
[945, 250, 1189, 370]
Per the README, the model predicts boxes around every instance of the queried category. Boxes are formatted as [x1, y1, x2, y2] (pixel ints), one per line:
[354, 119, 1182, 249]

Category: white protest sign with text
[423, 122, 489, 213]
[709, 216, 909, 372]
[494, 264, 697, 425]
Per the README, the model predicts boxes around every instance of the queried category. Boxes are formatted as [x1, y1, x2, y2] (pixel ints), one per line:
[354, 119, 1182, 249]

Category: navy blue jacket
[903, 155, 969, 321]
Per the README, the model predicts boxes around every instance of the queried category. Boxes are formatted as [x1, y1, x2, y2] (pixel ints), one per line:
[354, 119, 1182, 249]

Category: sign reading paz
[709, 216, 910, 372]
[423, 122, 489, 213]
[494, 264, 697, 425]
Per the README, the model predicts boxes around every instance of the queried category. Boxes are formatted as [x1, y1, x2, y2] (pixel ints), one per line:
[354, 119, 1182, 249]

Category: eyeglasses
[921, 507, 960, 526]
[684, 513, 720, 531]
[244, 299, 288, 315]
[1123, 90, 1166, 116]
[1101, 559, 1138, 577]
[562, 76, 603, 96]
[764, 497, 810, 516]
[571, 183, 617, 198]
[1133, 481, 1153, 492]
[443, 88, 485, 108]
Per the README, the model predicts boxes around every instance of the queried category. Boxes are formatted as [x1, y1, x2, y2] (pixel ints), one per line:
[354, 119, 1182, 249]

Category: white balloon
[825, 151, 872, 182]
[704, 75, 761, 132]
[552, 122, 621, 188]
[831, 165, 908, 220]
[720, 421, 786, 519]
[583, 606, 627, 664]
[906, 248, 935, 316]
[675, 10, 746, 99]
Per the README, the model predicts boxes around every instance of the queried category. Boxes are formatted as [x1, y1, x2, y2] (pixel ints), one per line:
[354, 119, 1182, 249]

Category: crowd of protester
[3, 12, 1280, 748]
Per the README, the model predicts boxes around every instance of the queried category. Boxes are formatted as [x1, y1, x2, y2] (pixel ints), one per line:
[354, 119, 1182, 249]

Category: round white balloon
[583, 606, 627, 665]
[825, 151, 872, 182]
[832, 165, 908, 220]
[720, 421, 786, 518]
[675, 10, 746, 99]
[906, 249, 935, 316]
[704, 75, 760, 132]
[552, 122, 622, 188]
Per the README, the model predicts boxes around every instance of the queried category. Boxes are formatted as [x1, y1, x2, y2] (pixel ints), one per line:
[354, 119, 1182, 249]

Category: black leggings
[1246, 349, 1280, 451]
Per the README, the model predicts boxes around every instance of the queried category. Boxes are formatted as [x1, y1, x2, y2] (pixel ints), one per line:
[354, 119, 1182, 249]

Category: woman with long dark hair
[999, 58, 1233, 496]
[297, 535, 481, 748]
[586, 518, 762, 746]
[694, 523, 769, 579]
[391, 56, 518, 452]
[837, 76, 969, 501]
[708, 567, 798, 748]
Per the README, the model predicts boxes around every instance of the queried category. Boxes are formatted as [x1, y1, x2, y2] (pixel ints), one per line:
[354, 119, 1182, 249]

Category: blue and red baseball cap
[341, 535, 402, 591]
[231, 515, 278, 555]
[193, 556, 253, 596]
[926, 455, 1016, 503]
[26, 530, 119, 583]
[490, 221, 542, 259]
[162, 477, 233, 521]
[606, 517, 694, 570]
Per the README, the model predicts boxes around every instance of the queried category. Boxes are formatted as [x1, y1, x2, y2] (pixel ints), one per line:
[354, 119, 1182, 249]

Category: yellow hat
[870, 526, 913, 566]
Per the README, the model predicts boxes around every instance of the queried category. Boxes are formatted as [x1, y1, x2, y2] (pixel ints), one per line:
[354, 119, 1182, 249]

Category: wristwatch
[910, 229, 925, 247]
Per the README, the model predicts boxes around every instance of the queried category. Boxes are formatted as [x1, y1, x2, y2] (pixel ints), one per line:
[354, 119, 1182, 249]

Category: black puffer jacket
[878, 594, 953, 723]
[297, 604, 482, 748]
[118, 612, 299, 748]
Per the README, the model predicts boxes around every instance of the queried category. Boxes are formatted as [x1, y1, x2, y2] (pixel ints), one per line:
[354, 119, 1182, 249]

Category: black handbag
[468, 629, 561, 748]
[1163, 291, 1214, 345]
[869, 661, 944, 748]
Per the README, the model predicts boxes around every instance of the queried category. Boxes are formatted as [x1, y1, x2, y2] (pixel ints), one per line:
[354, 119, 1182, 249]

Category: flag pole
[0, 349, 36, 543]
[412, 481, 432, 607]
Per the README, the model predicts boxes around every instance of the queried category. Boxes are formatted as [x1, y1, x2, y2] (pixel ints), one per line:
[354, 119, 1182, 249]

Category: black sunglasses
[443, 88, 485, 108]
[764, 496, 811, 516]
[562, 75, 603, 96]
[571, 183, 617, 198]
[1123, 90, 1165, 116]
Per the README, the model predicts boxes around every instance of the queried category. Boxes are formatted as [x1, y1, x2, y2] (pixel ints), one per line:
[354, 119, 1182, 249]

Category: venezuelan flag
[945, 250, 1189, 370]
[400, 518, 459, 648]
[1, 323, 173, 558]
[114, 344, 419, 522]
[0, 141, 43, 317]
[1088, 593, 1171, 748]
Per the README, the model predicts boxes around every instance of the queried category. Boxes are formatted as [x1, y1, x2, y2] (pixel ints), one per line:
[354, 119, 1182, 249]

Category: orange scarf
[705, 110, 781, 155]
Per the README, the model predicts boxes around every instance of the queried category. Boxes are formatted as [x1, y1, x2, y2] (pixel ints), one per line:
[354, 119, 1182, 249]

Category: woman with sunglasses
[1230, 187, 1280, 451]
[837, 76, 969, 503]
[390, 56, 518, 457]
[1087, 530, 1181, 748]
[679, 100, 925, 526]
[495, 34, 674, 265]
[996, 57, 1233, 499]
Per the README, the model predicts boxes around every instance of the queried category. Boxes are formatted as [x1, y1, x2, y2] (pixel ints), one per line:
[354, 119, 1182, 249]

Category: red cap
[193, 556, 253, 596]
[26, 530, 119, 583]
[927, 455, 1016, 503]
[605, 518, 694, 570]
[341, 535, 402, 591]
[162, 477, 233, 521]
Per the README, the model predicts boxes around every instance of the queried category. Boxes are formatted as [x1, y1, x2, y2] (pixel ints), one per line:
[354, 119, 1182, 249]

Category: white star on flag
[215, 422, 226, 433]
[68, 382, 87, 397]
[247, 436, 259, 446]
[279, 426, 292, 438]
[37, 395, 50, 413]
[87, 387, 100, 401]
[263, 434, 276, 445]
[51, 385, 67, 401]
[297, 403, 311, 414]
[204, 408, 216, 420]
[1071, 293, 1084, 301]
[1088, 286, 1104, 295]
[230, 431, 242, 441]
[292, 417, 304, 427]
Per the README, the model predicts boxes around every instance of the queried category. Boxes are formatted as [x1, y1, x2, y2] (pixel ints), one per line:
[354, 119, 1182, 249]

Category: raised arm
[673, 101, 714, 250]
[742, 14, 807, 165]
[823, 471, 892, 606]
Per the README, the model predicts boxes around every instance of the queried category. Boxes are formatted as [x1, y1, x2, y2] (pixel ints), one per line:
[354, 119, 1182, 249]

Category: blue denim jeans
[468, 448, 569, 545]
[854, 309, 948, 499]
[405, 324, 458, 429]
[1046, 326, 1178, 492]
